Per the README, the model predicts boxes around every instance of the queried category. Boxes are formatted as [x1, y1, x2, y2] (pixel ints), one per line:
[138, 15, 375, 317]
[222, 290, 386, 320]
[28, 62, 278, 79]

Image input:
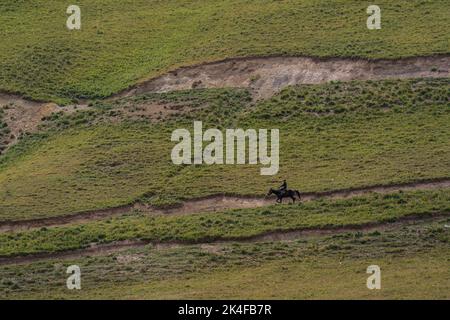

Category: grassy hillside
[0, 79, 448, 221]
[0, 189, 448, 257]
[1, 0, 448, 301]
[0, 0, 449, 103]
[1, 217, 448, 299]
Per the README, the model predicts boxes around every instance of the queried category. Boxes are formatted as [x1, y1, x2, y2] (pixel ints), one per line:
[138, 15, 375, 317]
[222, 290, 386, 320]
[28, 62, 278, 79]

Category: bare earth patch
[0, 94, 90, 152]
[117, 55, 450, 100]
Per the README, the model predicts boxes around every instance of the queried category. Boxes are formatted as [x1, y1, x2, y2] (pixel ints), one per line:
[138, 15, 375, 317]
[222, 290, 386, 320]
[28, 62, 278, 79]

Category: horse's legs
[291, 196, 295, 203]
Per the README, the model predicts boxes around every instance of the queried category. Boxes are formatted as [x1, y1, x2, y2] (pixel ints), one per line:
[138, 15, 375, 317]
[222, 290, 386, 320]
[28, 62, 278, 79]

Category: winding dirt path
[0, 213, 447, 266]
[116, 55, 450, 100]
[1, 178, 449, 232]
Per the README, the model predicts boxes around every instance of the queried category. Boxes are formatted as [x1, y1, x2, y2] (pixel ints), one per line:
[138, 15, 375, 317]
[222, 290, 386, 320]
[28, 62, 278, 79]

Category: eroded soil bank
[1, 55, 448, 152]
[117, 55, 450, 99]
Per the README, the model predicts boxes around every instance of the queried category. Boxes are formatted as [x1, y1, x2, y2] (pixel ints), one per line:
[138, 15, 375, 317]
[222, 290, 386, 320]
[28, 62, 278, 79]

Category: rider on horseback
[267, 180, 300, 203]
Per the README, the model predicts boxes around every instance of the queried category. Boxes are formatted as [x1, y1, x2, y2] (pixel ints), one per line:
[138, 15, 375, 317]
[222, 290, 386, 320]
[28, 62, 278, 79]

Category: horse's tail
[295, 190, 301, 200]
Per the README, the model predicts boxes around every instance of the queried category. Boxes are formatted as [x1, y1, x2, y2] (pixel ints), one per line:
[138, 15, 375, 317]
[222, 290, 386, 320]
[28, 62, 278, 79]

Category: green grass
[0, 0, 449, 103]
[0, 189, 448, 257]
[1, 217, 448, 299]
[0, 79, 448, 221]
[0, 106, 11, 154]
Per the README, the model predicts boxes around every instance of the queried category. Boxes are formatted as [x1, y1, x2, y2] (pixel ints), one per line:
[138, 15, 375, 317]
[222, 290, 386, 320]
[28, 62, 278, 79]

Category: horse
[267, 188, 301, 203]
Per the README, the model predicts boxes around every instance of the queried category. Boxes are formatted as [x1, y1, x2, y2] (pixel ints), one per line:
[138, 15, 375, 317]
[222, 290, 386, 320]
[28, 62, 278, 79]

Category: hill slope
[0, 0, 449, 103]
[0, 79, 448, 221]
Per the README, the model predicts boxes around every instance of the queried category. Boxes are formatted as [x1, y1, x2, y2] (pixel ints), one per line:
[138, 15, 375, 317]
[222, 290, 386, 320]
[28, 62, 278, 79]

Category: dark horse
[267, 188, 301, 203]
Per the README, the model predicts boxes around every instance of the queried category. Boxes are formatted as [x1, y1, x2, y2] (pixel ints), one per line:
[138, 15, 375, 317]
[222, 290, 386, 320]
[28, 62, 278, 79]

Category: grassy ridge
[0, 189, 448, 257]
[1, 217, 448, 299]
[0, 0, 449, 103]
[0, 79, 448, 220]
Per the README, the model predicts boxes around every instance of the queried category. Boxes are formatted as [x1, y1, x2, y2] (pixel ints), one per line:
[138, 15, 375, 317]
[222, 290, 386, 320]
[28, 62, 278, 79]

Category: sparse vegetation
[1, 217, 448, 299]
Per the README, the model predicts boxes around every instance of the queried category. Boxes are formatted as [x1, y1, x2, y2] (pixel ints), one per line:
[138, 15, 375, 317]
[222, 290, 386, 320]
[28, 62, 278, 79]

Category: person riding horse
[267, 180, 301, 203]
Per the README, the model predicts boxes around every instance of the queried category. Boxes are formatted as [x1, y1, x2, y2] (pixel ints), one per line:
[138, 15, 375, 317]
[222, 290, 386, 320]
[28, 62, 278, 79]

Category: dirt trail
[0, 213, 447, 266]
[1, 178, 449, 232]
[116, 55, 450, 100]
